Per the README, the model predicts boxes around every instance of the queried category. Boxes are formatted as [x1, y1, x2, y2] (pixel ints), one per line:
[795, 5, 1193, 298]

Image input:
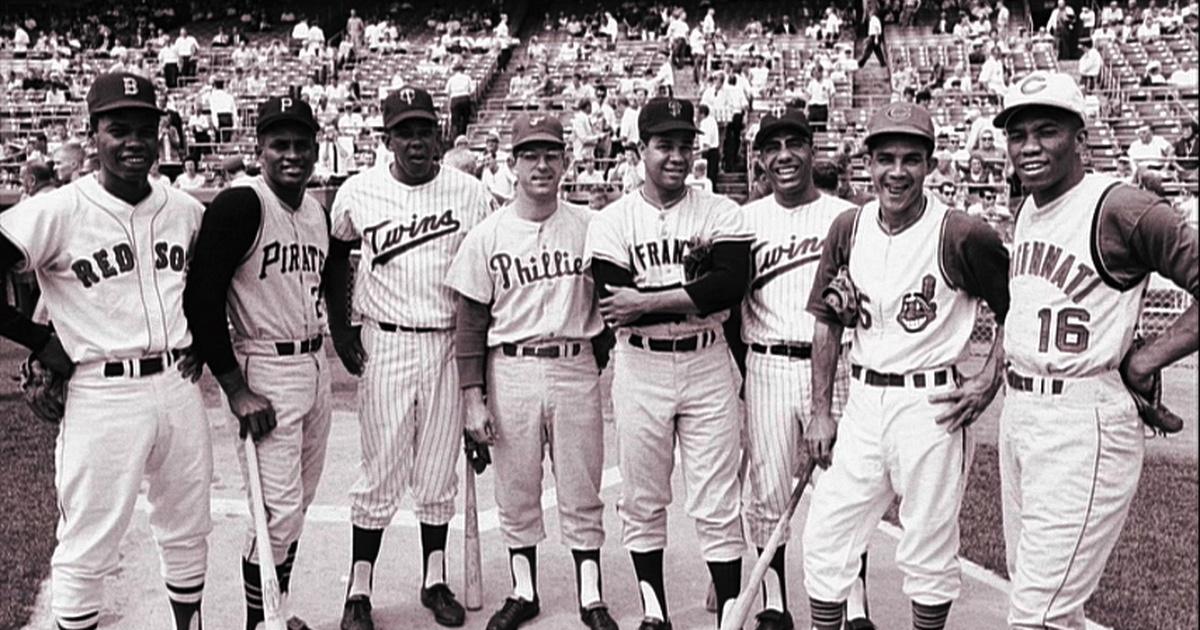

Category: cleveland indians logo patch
[896, 273, 938, 333]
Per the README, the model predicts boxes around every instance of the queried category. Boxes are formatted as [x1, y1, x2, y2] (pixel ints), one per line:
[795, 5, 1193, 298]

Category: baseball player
[739, 109, 871, 630]
[0, 72, 210, 630]
[326, 85, 492, 630]
[182, 96, 331, 630]
[584, 97, 751, 630]
[445, 114, 618, 630]
[995, 72, 1199, 629]
[801, 102, 1011, 630]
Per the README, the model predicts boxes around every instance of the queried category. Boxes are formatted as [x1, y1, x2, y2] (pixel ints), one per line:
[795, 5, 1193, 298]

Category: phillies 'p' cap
[86, 72, 164, 116]
[993, 71, 1087, 128]
[754, 108, 813, 149]
[511, 113, 565, 150]
[383, 86, 438, 129]
[256, 96, 320, 135]
[638, 97, 699, 138]
[864, 102, 936, 148]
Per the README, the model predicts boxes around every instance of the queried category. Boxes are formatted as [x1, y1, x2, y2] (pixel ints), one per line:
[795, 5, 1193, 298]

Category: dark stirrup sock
[630, 549, 668, 621]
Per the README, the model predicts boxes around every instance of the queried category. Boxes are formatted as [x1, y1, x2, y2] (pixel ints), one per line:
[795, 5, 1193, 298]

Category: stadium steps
[852, 64, 892, 108]
[716, 172, 748, 203]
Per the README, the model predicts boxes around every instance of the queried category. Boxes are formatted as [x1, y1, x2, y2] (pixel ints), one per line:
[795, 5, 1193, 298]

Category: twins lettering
[71, 241, 187, 288]
[751, 234, 823, 290]
[363, 210, 462, 269]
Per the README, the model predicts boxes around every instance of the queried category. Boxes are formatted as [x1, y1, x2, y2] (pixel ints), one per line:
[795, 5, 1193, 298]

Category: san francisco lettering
[1010, 239, 1102, 303]
[71, 241, 187, 288]
[259, 241, 327, 279]
[489, 250, 585, 290]
[631, 238, 689, 272]
[364, 210, 461, 268]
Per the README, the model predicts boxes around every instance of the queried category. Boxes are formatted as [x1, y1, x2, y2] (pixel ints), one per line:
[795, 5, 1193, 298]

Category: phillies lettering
[1009, 239, 1103, 303]
[71, 241, 187, 288]
[489, 250, 585, 291]
[363, 210, 462, 268]
[259, 241, 327, 279]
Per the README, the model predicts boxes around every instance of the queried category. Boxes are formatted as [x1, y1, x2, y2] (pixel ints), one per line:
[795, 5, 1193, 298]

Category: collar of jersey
[639, 186, 689, 212]
[79, 173, 165, 213]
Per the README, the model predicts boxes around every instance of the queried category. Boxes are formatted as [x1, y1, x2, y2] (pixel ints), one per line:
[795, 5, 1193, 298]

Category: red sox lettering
[363, 209, 463, 268]
[71, 240, 188, 288]
[489, 250, 585, 291]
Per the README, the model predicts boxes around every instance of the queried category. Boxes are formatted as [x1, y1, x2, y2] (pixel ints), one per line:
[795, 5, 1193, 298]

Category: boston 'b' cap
[86, 72, 164, 116]
[638, 97, 699, 138]
[864, 102, 936, 147]
[511, 113, 565, 150]
[754, 108, 813, 149]
[993, 71, 1087, 128]
[383, 86, 438, 129]
[256, 96, 320, 135]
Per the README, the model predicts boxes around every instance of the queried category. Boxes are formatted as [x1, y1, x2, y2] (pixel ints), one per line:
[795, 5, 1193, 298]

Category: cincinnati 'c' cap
[256, 96, 320, 135]
[86, 72, 164, 116]
[511, 113, 565, 150]
[754, 108, 813, 149]
[864, 102, 936, 148]
[382, 86, 438, 129]
[993, 71, 1088, 128]
[638, 97, 699, 138]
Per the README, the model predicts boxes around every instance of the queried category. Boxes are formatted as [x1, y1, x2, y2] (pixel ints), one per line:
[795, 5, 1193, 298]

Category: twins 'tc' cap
[993, 71, 1088, 128]
[86, 72, 164, 116]
[256, 96, 320, 135]
[382, 86, 438, 129]
[511, 114, 565, 150]
[864, 102, 936, 147]
[638, 97, 699, 138]
[754, 108, 813, 149]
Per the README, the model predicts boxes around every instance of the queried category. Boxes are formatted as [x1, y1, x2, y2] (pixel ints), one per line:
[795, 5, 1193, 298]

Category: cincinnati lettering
[259, 241, 327, 279]
[1010, 239, 1103, 303]
[631, 238, 689, 272]
[489, 250, 585, 291]
[363, 210, 462, 268]
[71, 241, 187, 288]
[750, 234, 823, 290]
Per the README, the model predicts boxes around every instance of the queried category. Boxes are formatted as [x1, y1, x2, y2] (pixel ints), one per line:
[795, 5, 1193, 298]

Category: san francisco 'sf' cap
[86, 72, 164, 116]
[864, 102, 936, 148]
[994, 71, 1087, 128]
[638, 97, 699, 138]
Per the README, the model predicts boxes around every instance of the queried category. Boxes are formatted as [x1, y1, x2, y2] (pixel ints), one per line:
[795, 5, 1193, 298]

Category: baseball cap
[993, 71, 1087, 128]
[753, 108, 813, 149]
[86, 72, 163, 116]
[511, 114, 565, 150]
[864, 102, 936, 148]
[382, 86, 438, 129]
[256, 96, 320, 135]
[638, 97, 699, 138]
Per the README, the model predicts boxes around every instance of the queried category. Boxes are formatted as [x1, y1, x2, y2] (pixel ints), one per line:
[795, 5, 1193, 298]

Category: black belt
[500, 342, 583, 358]
[103, 348, 186, 378]
[851, 364, 957, 388]
[627, 330, 717, 353]
[1007, 369, 1064, 395]
[378, 322, 445, 333]
[750, 343, 812, 359]
[275, 336, 323, 356]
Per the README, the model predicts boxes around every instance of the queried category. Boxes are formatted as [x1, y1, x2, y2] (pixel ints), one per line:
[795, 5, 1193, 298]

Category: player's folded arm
[806, 208, 858, 326]
[683, 238, 752, 316]
[941, 212, 1012, 324]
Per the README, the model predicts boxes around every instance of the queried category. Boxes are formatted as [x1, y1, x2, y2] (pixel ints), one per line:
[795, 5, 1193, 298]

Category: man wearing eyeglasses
[446, 114, 619, 630]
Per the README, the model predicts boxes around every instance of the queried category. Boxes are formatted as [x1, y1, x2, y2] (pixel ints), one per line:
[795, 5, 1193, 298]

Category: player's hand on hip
[331, 326, 367, 375]
[598, 285, 645, 327]
[463, 392, 497, 445]
[230, 387, 277, 441]
[175, 347, 204, 383]
[1119, 347, 1156, 397]
[930, 369, 1002, 433]
[805, 413, 837, 469]
[35, 334, 75, 378]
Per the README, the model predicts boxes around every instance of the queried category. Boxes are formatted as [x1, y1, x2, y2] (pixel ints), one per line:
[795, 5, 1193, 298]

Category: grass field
[1, 338, 1196, 629]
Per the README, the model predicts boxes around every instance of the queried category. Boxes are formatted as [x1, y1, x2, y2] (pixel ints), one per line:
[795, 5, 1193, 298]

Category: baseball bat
[463, 458, 483, 610]
[718, 458, 818, 630]
[245, 435, 288, 630]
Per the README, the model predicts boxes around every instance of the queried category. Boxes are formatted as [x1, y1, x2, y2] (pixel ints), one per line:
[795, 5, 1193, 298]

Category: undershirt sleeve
[940, 211, 1012, 324]
[454, 295, 491, 390]
[0, 234, 53, 351]
[182, 187, 262, 376]
[1095, 184, 1200, 297]
[806, 208, 859, 324]
[683, 240, 751, 316]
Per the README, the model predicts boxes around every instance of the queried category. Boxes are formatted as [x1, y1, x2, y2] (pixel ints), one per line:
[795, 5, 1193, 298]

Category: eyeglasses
[515, 150, 565, 164]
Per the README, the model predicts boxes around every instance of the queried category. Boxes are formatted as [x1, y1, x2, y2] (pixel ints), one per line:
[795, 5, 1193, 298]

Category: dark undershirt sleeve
[454, 294, 491, 390]
[1096, 185, 1200, 297]
[182, 188, 262, 376]
[940, 211, 1012, 324]
[806, 208, 859, 325]
[590, 259, 687, 327]
[684, 240, 751, 316]
[0, 235, 53, 352]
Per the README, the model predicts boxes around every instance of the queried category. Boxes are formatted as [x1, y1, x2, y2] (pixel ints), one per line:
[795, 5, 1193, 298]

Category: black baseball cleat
[340, 595, 374, 630]
[846, 618, 877, 630]
[637, 618, 672, 630]
[755, 608, 795, 630]
[421, 583, 467, 627]
[485, 596, 540, 630]
[580, 604, 619, 630]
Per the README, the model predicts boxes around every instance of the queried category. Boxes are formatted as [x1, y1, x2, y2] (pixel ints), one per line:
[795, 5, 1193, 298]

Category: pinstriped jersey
[0, 174, 203, 363]
[584, 187, 752, 337]
[742, 193, 856, 344]
[330, 164, 492, 328]
[227, 176, 329, 344]
[1006, 174, 1148, 377]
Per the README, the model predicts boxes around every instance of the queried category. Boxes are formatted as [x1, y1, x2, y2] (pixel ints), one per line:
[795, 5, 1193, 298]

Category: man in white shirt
[619, 88, 645, 150]
[446, 64, 475, 140]
[174, 158, 207, 190]
[1078, 42, 1103, 91]
[13, 24, 30, 57]
[698, 104, 721, 183]
[174, 28, 199, 77]
[158, 41, 180, 88]
[1170, 62, 1199, 87]
[1101, 0, 1123, 25]
[1127, 124, 1173, 171]
[978, 46, 1008, 97]
[571, 99, 601, 161]
[307, 20, 326, 48]
[806, 65, 835, 132]
[858, 10, 887, 68]
[206, 79, 238, 143]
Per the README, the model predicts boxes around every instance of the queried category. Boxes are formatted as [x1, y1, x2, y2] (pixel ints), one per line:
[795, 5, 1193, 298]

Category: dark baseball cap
[86, 72, 164, 116]
[382, 86, 438, 129]
[511, 113, 564, 150]
[754, 108, 813, 149]
[864, 102, 936, 148]
[638, 97, 699, 138]
[256, 96, 320, 135]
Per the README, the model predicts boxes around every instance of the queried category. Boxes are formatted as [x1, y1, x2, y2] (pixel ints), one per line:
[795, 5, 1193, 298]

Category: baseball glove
[464, 435, 492, 474]
[821, 266, 861, 328]
[17, 355, 67, 423]
[683, 237, 713, 282]
[1120, 338, 1183, 436]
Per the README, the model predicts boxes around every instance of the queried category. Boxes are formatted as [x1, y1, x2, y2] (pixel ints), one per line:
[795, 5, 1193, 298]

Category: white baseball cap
[993, 71, 1088, 128]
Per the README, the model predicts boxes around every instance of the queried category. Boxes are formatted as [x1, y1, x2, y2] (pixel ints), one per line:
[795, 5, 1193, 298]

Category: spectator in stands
[962, 153, 1000, 198]
[347, 9, 365, 50]
[978, 46, 1008, 99]
[291, 17, 310, 52]
[576, 158, 605, 185]
[587, 188, 611, 210]
[207, 79, 239, 144]
[698, 104, 721, 182]
[806, 65, 835, 132]
[306, 20, 326, 49]
[1135, 12, 1161, 41]
[927, 149, 961, 190]
[858, 8, 887, 68]
[480, 152, 516, 204]
[1128, 123, 1173, 171]
[812, 159, 841, 195]
[175, 158, 206, 190]
[52, 141, 86, 184]
[19, 160, 55, 200]
[1101, 1, 1123, 26]
[220, 155, 249, 186]
[686, 159, 713, 192]
[158, 38, 180, 88]
[1078, 41, 1103, 91]
[973, 129, 1006, 163]
[174, 27, 199, 77]
[610, 147, 645, 193]
[1170, 62, 1198, 87]
[572, 99, 602, 161]
[654, 49, 675, 96]
[620, 88, 645, 151]
[1174, 121, 1199, 173]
